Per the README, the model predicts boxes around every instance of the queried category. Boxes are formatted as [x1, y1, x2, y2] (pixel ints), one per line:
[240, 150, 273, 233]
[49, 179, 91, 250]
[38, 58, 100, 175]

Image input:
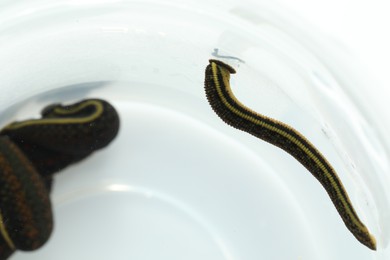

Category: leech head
[41, 103, 61, 117]
[208, 59, 236, 93]
[209, 59, 236, 74]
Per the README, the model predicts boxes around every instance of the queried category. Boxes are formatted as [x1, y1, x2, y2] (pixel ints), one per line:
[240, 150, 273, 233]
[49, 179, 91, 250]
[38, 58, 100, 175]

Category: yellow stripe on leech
[3, 100, 104, 130]
[210, 62, 366, 231]
[0, 211, 15, 250]
[51, 99, 102, 115]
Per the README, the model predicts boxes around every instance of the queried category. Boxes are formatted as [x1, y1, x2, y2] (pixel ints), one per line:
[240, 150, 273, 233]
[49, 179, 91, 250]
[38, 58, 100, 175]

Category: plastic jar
[0, 0, 388, 259]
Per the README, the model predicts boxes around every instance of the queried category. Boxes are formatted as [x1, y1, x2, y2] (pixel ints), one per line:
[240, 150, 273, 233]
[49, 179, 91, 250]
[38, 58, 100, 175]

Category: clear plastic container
[0, 0, 388, 259]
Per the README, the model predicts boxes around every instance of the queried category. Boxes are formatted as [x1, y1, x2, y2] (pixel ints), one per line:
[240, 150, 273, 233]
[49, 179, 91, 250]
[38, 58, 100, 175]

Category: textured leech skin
[0, 136, 53, 256]
[8, 142, 91, 179]
[0, 99, 120, 177]
[0, 99, 120, 154]
[0, 234, 13, 260]
[0, 98, 120, 260]
[204, 59, 376, 250]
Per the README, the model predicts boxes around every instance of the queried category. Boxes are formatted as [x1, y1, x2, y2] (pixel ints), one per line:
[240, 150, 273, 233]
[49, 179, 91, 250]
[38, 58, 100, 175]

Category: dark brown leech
[9, 141, 91, 179]
[0, 136, 53, 255]
[0, 99, 120, 154]
[204, 59, 376, 250]
[0, 98, 120, 260]
[0, 99, 119, 178]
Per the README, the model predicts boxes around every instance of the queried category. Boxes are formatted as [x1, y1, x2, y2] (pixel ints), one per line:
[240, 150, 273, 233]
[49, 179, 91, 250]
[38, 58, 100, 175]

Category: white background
[276, 0, 390, 106]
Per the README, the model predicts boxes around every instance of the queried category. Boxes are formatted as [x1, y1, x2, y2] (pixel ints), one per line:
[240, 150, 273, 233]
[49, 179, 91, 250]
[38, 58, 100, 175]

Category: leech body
[204, 59, 376, 250]
[0, 98, 120, 259]
[0, 99, 120, 154]
[0, 136, 53, 258]
[0, 99, 120, 177]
